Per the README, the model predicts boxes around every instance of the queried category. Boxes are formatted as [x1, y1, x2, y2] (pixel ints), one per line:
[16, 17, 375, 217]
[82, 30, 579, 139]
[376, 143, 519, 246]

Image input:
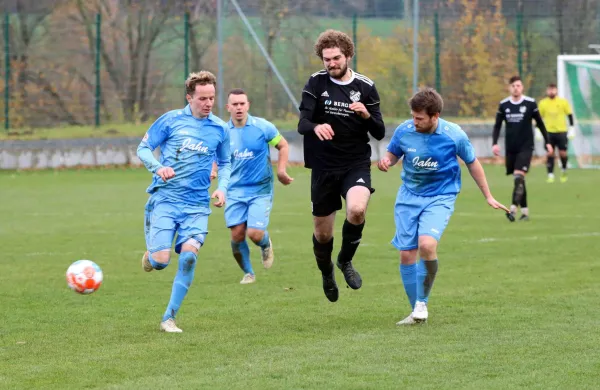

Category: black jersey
[492, 95, 548, 154]
[297, 69, 385, 172]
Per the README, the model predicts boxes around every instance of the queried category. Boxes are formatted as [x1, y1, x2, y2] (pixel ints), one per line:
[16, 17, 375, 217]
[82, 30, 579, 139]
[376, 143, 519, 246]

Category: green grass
[1, 165, 599, 389]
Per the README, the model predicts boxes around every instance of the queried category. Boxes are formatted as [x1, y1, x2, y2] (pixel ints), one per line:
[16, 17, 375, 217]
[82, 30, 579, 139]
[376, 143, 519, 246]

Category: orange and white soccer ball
[66, 260, 103, 294]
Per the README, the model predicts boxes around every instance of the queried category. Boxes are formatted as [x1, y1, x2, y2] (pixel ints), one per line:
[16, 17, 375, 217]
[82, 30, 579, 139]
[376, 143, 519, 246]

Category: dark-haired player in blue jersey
[225, 89, 293, 284]
[137, 71, 231, 333]
[378, 88, 508, 325]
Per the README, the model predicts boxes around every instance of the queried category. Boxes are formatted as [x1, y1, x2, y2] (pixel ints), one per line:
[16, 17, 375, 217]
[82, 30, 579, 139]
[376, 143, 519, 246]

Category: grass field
[1, 165, 600, 389]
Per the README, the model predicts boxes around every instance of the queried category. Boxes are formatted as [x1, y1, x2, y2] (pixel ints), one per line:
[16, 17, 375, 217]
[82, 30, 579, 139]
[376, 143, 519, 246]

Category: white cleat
[160, 318, 182, 333]
[412, 301, 429, 321]
[261, 239, 274, 269]
[240, 273, 256, 284]
[396, 314, 420, 326]
[142, 251, 153, 272]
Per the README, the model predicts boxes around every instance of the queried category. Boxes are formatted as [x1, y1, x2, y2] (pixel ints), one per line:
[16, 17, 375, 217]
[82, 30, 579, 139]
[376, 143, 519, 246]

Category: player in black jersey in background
[492, 76, 553, 222]
[298, 29, 385, 302]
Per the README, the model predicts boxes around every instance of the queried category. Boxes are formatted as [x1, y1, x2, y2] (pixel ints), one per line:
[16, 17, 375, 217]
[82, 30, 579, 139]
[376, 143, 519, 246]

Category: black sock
[520, 181, 527, 208]
[338, 220, 365, 265]
[313, 235, 334, 273]
[560, 155, 568, 170]
[547, 156, 555, 174]
[512, 174, 525, 206]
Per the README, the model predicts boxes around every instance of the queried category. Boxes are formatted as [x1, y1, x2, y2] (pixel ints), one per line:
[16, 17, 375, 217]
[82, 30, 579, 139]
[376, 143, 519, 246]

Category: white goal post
[557, 54, 600, 168]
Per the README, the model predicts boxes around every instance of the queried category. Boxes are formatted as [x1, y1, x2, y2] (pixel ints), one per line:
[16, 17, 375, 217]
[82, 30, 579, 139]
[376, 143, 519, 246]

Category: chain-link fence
[1, 0, 599, 130]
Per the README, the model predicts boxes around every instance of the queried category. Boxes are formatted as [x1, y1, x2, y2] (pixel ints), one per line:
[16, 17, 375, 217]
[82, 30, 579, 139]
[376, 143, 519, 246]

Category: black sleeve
[568, 114, 574, 126]
[364, 85, 385, 140]
[297, 78, 318, 135]
[533, 105, 549, 144]
[492, 104, 504, 145]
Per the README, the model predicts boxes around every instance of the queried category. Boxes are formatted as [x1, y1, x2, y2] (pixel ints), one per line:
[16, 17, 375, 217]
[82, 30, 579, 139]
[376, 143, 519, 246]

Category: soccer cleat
[142, 251, 153, 272]
[336, 261, 362, 289]
[546, 176, 555, 184]
[322, 267, 339, 302]
[519, 214, 530, 221]
[240, 273, 256, 284]
[261, 239, 274, 269]
[560, 173, 568, 183]
[396, 313, 425, 326]
[160, 318, 182, 333]
[412, 301, 428, 321]
[505, 211, 516, 222]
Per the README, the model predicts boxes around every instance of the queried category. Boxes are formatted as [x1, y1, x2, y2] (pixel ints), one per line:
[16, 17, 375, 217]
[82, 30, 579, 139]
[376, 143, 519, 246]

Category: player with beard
[297, 29, 386, 302]
[538, 83, 575, 183]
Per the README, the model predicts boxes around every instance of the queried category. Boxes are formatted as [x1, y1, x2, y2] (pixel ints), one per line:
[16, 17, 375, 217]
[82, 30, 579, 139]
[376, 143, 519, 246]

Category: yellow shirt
[538, 97, 573, 133]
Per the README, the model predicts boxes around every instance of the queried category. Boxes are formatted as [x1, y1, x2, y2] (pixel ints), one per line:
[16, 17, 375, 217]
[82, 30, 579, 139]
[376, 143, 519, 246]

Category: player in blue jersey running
[137, 71, 231, 333]
[224, 89, 293, 284]
[378, 88, 509, 325]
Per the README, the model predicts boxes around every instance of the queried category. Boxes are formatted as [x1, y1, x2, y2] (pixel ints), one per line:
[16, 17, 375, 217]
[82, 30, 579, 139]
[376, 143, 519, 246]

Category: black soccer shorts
[505, 150, 533, 175]
[310, 167, 375, 217]
[548, 132, 568, 151]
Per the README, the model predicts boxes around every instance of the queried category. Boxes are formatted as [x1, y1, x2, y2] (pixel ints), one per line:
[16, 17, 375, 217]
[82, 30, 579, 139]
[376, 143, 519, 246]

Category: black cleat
[519, 214, 530, 221]
[322, 269, 339, 302]
[336, 261, 362, 290]
[505, 212, 516, 222]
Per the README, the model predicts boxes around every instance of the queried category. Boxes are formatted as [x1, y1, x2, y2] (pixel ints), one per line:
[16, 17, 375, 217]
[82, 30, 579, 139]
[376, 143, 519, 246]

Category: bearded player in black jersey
[492, 76, 553, 222]
[297, 29, 386, 302]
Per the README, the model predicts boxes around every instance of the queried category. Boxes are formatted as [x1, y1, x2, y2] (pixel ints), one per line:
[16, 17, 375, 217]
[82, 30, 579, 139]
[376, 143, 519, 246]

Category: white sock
[521, 207, 529, 216]
[510, 204, 518, 213]
[548, 173, 555, 178]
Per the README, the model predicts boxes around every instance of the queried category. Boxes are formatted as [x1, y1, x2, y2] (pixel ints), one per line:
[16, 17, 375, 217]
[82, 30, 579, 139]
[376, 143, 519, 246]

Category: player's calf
[313, 234, 338, 302]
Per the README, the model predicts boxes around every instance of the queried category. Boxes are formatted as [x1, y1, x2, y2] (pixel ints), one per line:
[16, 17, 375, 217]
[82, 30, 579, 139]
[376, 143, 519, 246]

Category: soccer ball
[66, 260, 103, 294]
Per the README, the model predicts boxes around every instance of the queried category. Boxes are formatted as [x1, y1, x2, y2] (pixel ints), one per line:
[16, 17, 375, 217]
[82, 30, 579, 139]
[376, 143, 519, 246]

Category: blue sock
[416, 259, 439, 303]
[148, 252, 168, 270]
[162, 251, 197, 322]
[256, 231, 270, 250]
[399, 263, 418, 309]
[231, 240, 253, 274]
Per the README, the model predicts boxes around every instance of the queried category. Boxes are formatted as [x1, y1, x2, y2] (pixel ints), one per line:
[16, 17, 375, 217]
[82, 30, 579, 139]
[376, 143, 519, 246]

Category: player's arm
[491, 104, 504, 156]
[565, 99, 576, 139]
[352, 85, 385, 140]
[137, 113, 174, 181]
[532, 106, 553, 154]
[297, 77, 334, 140]
[212, 128, 232, 207]
[458, 131, 509, 212]
[378, 127, 404, 172]
[270, 134, 293, 185]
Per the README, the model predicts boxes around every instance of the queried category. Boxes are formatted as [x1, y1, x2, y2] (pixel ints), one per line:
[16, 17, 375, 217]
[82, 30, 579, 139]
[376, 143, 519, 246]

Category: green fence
[1, 0, 599, 130]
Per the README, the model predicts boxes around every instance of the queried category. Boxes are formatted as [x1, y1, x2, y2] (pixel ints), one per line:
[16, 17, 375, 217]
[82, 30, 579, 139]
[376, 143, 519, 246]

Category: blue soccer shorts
[224, 194, 273, 230]
[144, 193, 210, 254]
[392, 185, 457, 251]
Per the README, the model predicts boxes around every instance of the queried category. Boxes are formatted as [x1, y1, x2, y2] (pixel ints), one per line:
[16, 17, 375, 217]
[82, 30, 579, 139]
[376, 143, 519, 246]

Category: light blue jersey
[387, 118, 476, 197]
[227, 114, 281, 198]
[137, 105, 231, 205]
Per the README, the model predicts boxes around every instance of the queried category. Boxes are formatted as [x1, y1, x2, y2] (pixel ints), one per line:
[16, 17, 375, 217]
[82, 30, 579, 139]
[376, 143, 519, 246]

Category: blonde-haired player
[538, 83, 575, 183]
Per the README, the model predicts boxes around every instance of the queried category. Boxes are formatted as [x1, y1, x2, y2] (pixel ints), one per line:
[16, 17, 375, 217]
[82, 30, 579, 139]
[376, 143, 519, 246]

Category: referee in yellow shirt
[538, 83, 575, 183]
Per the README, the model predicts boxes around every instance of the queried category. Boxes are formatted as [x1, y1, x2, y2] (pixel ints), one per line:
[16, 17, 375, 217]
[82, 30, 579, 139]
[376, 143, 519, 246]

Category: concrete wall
[0, 124, 553, 170]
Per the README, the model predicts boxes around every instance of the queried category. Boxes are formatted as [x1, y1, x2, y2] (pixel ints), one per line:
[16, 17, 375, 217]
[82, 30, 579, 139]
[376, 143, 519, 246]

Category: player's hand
[486, 196, 510, 213]
[349, 102, 371, 119]
[377, 157, 392, 172]
[314, 124, 334, 141]
[277, 170, 294, 185]
[568, 126, 576, 140]
[491, 144, 501, 157]
[211, 189, 226, 208]
[156, 166, 176, 182]
[210, 168, 218, 181]
[545, 143, 554, 155]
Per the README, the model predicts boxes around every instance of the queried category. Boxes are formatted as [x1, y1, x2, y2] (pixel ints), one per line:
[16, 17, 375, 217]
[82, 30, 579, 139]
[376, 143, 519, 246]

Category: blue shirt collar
[228, 114, 254, 129]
